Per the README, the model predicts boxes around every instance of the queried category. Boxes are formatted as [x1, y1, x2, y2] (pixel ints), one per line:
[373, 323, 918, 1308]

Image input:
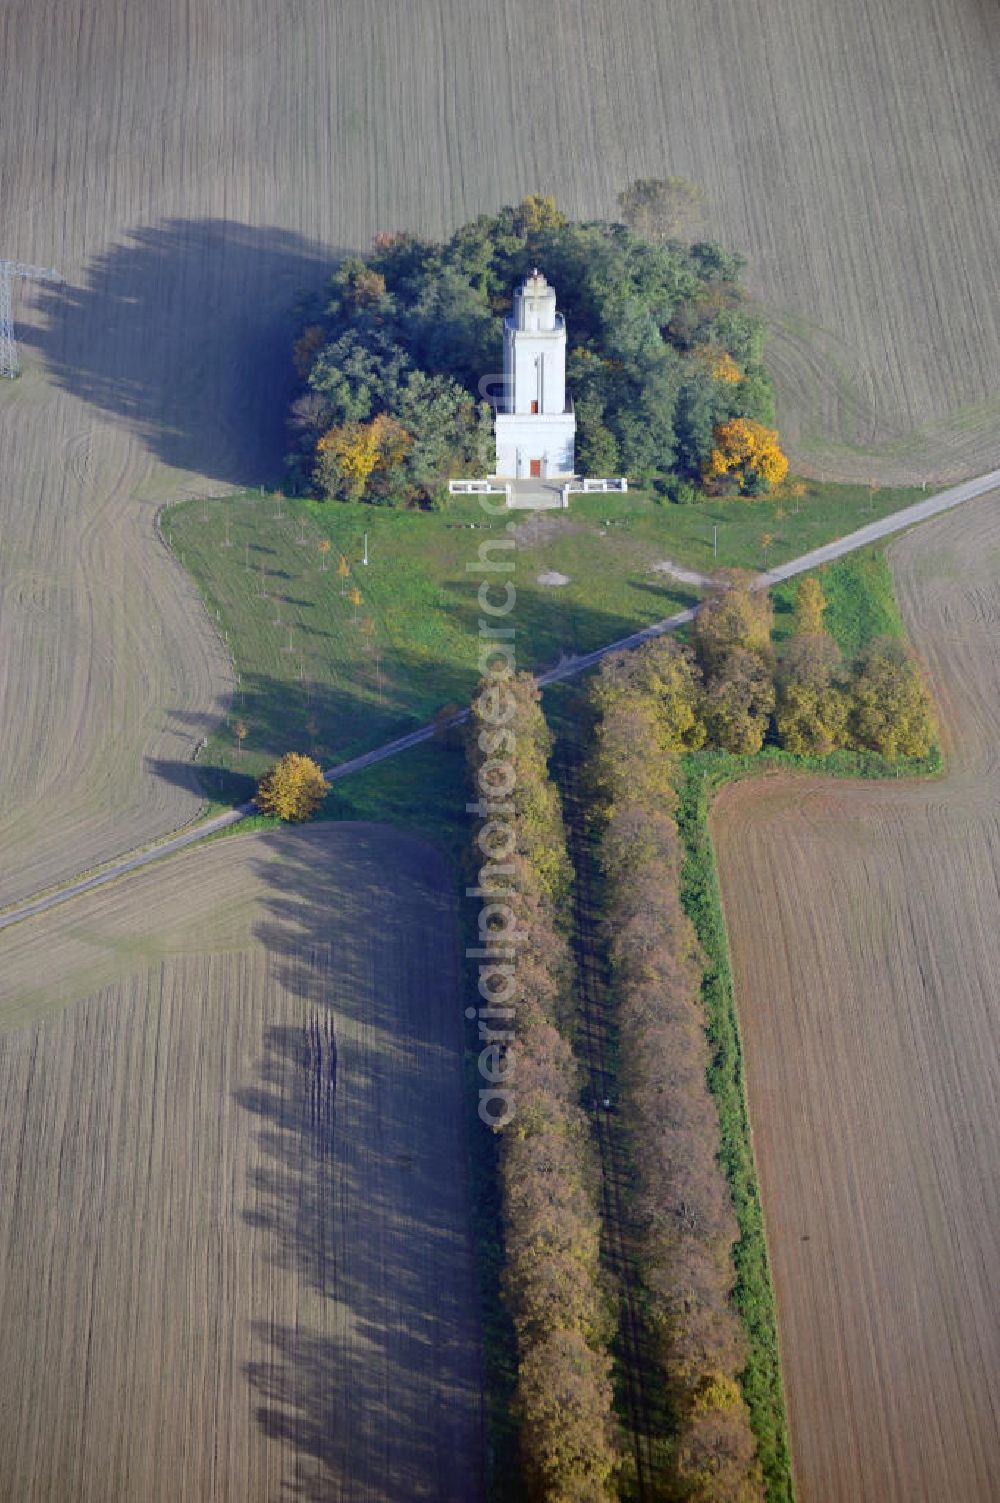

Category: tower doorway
[529, 458, 542, 478]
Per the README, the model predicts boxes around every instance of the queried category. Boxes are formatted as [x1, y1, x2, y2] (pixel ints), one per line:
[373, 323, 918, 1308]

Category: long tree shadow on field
[233, 828, 486, 1501]
[145, 651, 473, 811]
[26, 219, 342, 486]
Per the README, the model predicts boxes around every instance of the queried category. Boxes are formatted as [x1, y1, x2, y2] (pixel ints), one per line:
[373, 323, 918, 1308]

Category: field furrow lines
[712, 491, 1000, 1501]
[0, 824, 485, 1501]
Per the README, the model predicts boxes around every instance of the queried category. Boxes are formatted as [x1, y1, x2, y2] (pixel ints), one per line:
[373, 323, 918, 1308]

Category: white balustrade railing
[448, 479, 512, 501]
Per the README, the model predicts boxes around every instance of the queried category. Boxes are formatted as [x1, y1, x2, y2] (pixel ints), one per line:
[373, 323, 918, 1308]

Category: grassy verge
[676, 757, 791, 1501]
[771, 547, 905, 657]
[612, 480, 922, 575]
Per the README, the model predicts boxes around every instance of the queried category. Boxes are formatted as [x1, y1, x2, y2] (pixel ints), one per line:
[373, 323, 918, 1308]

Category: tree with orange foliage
[705, 418, 789, 494]
[345, 263, 386, 309]
[712, 350, 742, 383]
[291, 324, 325, 380]
[695, 346, 742, 383]
[372, 412, 412, 471]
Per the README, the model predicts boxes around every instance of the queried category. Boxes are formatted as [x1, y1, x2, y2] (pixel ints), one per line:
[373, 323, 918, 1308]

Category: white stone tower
[494, 269, 576, 480]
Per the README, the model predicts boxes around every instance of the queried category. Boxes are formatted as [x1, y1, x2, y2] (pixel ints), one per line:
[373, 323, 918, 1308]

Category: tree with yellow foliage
[692, 570, 774, 675]
[337, 553, 350, 595]
[348, 585, 363, 624]
[675, 1371, 765, 1503]
[591, 638, 706, 803]
[705, 418, 789, 494]
[255, 752, 327, 821]
[703, 647, 775, 755]
[793, 575, 828, 636]
[778, 678, 849, 757]
[776, 634, 850, 756]
[517, 1332, 618, 1502]
[850, 638, 937, 760]
[317, 420, 382, 500]
[712, 350, 742, 383]
[514, 194, 566, 235]
[315, 413, 413, 501]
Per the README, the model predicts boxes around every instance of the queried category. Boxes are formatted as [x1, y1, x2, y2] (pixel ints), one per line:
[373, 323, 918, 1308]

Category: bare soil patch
[509, 514, 586, 546]
[711, 492, 1000, 1501]
[652, 558, 715, 588]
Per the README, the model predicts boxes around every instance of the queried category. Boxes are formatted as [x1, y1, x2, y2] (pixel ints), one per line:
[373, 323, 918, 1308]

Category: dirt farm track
[712, 491, 1000, 1502]
[3, 0, 1000, 903]
[0, 823, 484, 1502]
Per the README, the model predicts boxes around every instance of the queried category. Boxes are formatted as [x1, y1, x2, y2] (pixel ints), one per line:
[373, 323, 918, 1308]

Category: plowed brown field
[0, 823, 484, 1502]
[712, 491, 1000, 1501]
[3, 0, 1000, 902]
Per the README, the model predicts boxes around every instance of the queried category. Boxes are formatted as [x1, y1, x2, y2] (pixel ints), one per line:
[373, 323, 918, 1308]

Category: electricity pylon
[0, 260, 62, 379]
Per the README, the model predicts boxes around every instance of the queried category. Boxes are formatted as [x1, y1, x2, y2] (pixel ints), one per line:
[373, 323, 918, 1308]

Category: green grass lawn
[579, 478, 923, 573]
[771, 546, 905, 658]
[168, 489, 700, 797]
[167, 478, 923, 806]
